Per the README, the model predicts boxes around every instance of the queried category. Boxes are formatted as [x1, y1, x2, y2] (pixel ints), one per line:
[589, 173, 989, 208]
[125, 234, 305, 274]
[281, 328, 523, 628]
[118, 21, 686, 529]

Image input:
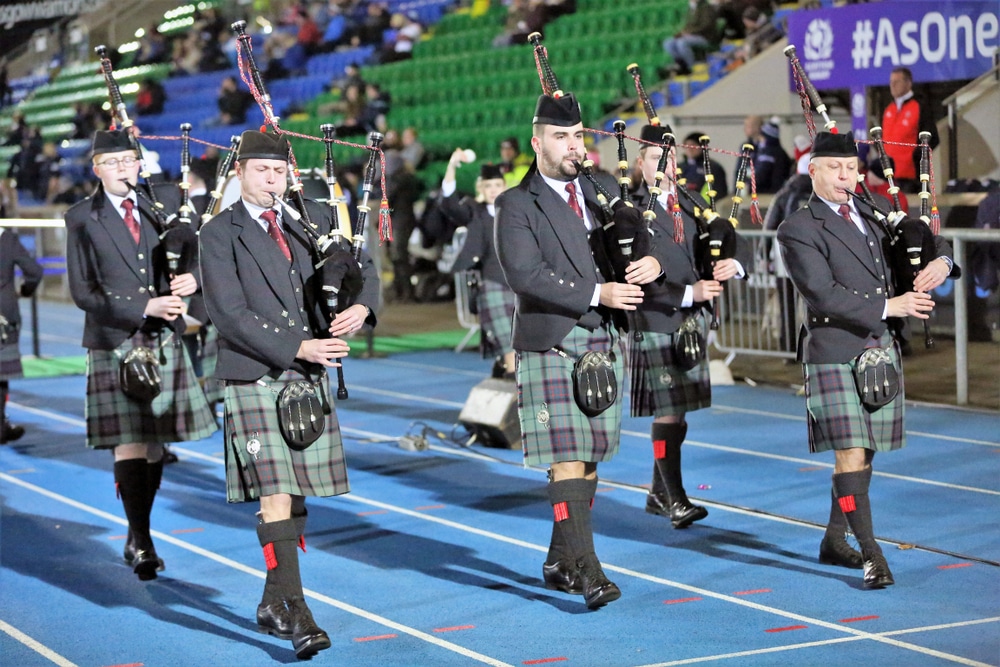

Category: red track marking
[433, 625, 475, 633]
[663, 597, 703, 604]
[170, 527, 204, 534]
[765, 625, 808, 633]
[523, 658, 568, 665]
[734, 588, 771, 596]
[108, 534, 127, 541]
[595, 487, 614, 493]
[354, 634, 398, 642]
[938, 563, 973, 569]
[840, 615, 879, 623]
[414, 504, 445, 511]
[798, 466, 825, 472]
[356, 510, 388, 516]
[105, 663, 144, 667]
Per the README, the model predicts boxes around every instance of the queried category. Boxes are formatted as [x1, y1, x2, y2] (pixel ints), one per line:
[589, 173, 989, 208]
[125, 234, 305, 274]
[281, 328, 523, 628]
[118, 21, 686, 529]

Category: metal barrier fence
[715, 228, 1000, 406]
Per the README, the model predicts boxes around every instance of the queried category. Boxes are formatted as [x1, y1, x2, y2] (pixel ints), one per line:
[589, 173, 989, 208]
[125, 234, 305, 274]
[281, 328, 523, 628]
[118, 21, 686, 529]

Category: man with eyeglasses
[64, 129, 217, 581]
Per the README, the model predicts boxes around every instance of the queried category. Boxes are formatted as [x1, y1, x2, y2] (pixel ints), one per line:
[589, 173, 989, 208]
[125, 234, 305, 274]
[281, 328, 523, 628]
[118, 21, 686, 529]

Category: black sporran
[119, 346, 162, 402]
[852, 347, 899, 410]
[276, 379, 329, 450]
[673, 315, 705, 372]
[567, 349, 618, 418]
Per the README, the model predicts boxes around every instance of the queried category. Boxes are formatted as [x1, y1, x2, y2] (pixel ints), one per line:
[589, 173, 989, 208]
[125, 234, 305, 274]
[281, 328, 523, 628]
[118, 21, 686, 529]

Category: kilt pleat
[198, 324, 225, 404]
[477, 279, 516, 357]
[804, 336, 905, 453]
[627, 320, 711, 419]
[85, 331, 218, 449]
[1, 333, 23, 380]
[224, 369, 349, 503]
[517, 326, 624, 466]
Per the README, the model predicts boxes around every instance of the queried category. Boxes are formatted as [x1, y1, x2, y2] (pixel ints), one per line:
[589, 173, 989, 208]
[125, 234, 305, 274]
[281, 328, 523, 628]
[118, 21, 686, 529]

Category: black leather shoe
[132, 548, 161, 581]
[863, 553, 895, 590]
[646, 492, 708, 529]
[818, 536, 863, 569]
[257, 601, 293, 639]
[577, 554, 621, 610]
[2, 421, 24, 443]
[542, 559, 583, 595]
[124, 532, 165, 571]
[287, 597, 331, 659]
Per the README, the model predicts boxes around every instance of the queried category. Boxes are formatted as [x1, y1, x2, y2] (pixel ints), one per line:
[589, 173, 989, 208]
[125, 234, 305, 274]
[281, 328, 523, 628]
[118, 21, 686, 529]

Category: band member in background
[776, 132, 957, 589]
[495, 93, 660, 610]
[199, 130, 379, 659]
[0, 226, 43, 443]
[629, 125, 750, 528]
[439, 152, 515, 377]
[64, 129, 218, 581]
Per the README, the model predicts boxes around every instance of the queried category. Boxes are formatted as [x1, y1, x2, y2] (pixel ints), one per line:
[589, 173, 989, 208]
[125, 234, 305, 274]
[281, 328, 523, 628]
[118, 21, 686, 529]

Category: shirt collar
[242, 199, 281, 227]
[893, 90, 914, 110]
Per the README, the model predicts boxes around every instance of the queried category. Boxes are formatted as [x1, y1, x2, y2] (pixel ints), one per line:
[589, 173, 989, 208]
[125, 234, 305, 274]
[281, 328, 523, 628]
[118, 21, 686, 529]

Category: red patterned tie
[121, 199, 140, 244]
[565, 181, 583, 219]
[261, 209, 291, 261]
[838, 203, 853, 224]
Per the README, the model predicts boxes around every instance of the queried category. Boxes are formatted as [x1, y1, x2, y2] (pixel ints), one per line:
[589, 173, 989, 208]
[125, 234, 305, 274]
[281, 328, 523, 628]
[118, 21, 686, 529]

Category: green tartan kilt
[198, 324, 225, 404]
[85, 331, 218, 449]
[627, 314, 711, 418]
[0, 327, 23, 379]
[477, 279, 515, 357]
[803, 335, 906, 453]
[517, 325, 624, 466]
[223, 369, 349, 503]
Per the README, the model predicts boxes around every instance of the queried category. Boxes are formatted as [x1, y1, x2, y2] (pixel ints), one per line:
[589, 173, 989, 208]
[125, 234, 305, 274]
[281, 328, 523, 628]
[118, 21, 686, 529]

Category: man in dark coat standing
[199, 130, 379, 659]
[777, 132, 958, 589]
[495, 93, 661, 610]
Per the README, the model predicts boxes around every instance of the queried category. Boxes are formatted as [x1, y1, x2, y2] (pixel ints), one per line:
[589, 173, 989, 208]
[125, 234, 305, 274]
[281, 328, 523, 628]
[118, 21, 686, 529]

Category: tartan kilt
[517, 325, 624, 466]
[803, 335, 905, 453]
[198, 324, 225, 405]
[0, 328, 23, 380]
[223, 369, 349, 503]
[477, 279, 516, 357]
[627, 314, 711, 418]
[85, 331, 218, 449]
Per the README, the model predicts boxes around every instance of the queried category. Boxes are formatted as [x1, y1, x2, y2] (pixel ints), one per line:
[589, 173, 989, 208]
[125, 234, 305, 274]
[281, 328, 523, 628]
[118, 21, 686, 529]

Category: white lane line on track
[0, 472, 514, 667]
[3, 434, 994, 667]
[0, 619, 78, 667]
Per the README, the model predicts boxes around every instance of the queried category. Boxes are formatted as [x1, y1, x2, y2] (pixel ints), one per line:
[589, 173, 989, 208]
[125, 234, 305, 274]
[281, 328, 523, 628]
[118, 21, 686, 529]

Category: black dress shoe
[645, 492, 708, 529]
[577, 554, 621, 610]
[124, 532, 165, 571]
[863, 553, 895, 590]
[257, 601, 293, 639]
[542, 559, 583, 595]
[818, 536, 863, 569]
[132, 548, 161, 581]
[2, 421, 24, 443]
[287, 597, 331, 659]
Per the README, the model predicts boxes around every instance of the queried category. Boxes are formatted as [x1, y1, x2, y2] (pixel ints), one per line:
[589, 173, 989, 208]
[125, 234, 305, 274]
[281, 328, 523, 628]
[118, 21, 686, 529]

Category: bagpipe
[95, 45, 198, 277]
[200, 134, 242, 224]
[785, 44, 941, 348]
[231, 19, 390, 398]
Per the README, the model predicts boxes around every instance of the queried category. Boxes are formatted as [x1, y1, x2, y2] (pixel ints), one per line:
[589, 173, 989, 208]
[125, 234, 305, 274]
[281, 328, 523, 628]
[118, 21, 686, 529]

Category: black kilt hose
[517, 324, 624, 466]
[477, 278, 516, 357]
[0, 325, 23, 379]
[223, 369, 349, 503]
[803, 333, 905, 454]
[85, 330, 218, 449]
[628, 312, 711, 419]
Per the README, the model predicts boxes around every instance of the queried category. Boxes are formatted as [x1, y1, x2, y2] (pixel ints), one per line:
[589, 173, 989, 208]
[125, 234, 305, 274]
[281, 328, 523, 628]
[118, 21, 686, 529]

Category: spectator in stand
[498, 136, 531, 188]
[211, 76, 255, 127]
[327, 61, 365, 98]
[3, 111, 27, 146]
[744, 115, 791, 193]
[380, 12, 423, 63]
[661, 0, 721, 77]
[882, 66, 939, 193]
[493, 0, 546, 48]
[320, 82, 367, 136]
[725, 6, 783, 70]
[362, 82, 390, 132]
[865, 155, 909, 215]
[282, 7, 323, 75]
[70, 102, 102, 140]
[35, 141, 62, 203]
[400, 126, 426, 171]
[0, 58, 10, 108]
[7, 128, 43, 201]
[135, 78, 167, 116]
[171, 30, 205, 76]
[678, 131, 729, 199]
[135, 25, 169, 65]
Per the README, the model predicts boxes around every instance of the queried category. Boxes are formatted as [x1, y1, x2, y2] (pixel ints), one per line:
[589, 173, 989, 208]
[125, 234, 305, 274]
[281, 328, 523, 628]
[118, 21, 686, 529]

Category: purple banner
[786, 1, 998, 89]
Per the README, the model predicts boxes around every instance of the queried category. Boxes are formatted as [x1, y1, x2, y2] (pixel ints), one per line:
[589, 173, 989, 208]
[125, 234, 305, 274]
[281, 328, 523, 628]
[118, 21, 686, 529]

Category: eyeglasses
[97, 157, 138, 169]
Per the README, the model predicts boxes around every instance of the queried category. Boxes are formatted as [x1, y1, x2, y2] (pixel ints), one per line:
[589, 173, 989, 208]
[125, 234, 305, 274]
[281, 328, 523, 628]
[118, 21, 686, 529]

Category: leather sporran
[571, 350, 618, 418]
[119, 346, 162, 402]
[276, 379, 328, 450]
[673, 315, 706, 372]
[852, 347, 899, 410]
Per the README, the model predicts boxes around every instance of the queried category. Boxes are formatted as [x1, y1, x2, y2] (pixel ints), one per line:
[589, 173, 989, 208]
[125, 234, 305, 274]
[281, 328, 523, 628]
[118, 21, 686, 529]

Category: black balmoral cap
[811, 131, 858, 158]
[92, 129, 133, 156]
[639, 124, 673, 145]
[190, 156, 219, 183]
[480, 163, 504, 180]
[532, 93, 582, 127]
[236, 130, 289, 161]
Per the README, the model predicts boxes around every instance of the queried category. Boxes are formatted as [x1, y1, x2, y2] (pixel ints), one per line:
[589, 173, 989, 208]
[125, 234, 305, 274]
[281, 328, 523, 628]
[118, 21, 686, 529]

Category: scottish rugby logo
[804, 19, 833, 60]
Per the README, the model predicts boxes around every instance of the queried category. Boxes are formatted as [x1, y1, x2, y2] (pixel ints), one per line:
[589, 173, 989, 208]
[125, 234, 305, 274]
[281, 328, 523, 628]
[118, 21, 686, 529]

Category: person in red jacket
[881, 67, 938, 193]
